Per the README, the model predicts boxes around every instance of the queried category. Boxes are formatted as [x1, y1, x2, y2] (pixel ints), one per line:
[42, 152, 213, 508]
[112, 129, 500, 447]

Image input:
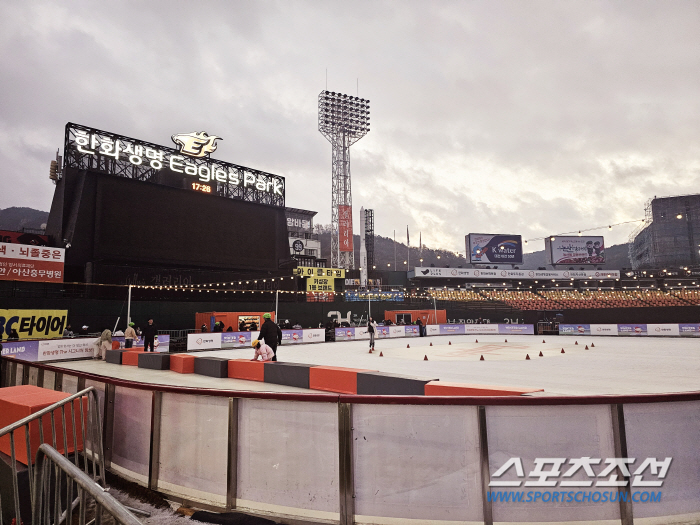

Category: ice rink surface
[54, 334, 700, 396]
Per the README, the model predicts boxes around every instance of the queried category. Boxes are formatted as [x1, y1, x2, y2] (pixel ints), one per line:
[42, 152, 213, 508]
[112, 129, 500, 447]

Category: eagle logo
[171, 131, 222, 158]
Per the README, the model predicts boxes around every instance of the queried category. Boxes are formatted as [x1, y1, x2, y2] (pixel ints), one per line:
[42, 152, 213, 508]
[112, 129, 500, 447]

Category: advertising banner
[679, 324, 700, 337]
[335, 328, 356, 341]
[590, 324, 618, 336]
[303, 329, 325, 343]
[353, 327, 370, 340]
[499, 324, 535, 335]
[412, 267, 619, 280]
[439, 324, 466, 335]
[618, 324, 647, 336]
[426, 325, 440, 336]
[404, 326, 420, 337]
[282, 329, 304, 344]
[464, 324, 500, 334]
[559, 324, 591, 336]
[295, 267, 345, 278]
[307, 276, 335, 292]
[187, 333, 221, 350]
[545, 236, 605, 265]
[0, 231, 49, 246]
[0, 243, 65, 283]
[222, 332, 251, 348]
[389, 326, 406, 338]
[38, 338, 95, 361]
[1, 340, 39, 361]
[0, 309, 68, 341]
[467, 234, 523, 264]
[646, 324, 679, 337]
[338, 205, 353, 252]
[376, 326, 391, 338]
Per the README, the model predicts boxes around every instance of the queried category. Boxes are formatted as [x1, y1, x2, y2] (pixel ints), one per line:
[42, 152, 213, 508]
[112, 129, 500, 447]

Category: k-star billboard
[467, 234, 523, 264]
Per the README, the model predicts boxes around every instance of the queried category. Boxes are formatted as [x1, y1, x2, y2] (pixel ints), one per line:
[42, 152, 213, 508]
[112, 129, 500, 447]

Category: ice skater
[368, 317, 377, 350]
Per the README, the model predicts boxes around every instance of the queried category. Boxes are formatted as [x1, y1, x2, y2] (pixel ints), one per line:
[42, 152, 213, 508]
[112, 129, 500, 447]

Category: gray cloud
[1, 0, 698, 255]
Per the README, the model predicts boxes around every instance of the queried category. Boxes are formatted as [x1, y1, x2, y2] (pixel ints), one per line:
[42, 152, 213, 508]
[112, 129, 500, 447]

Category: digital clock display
[191, 182, 212, 193]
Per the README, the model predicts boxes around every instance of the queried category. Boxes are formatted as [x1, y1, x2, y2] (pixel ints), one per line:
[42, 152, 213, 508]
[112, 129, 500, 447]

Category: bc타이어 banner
[0, 310, 68, 341]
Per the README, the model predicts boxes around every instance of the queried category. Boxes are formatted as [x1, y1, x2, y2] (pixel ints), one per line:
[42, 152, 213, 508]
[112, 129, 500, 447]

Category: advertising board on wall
[0, 243, 64, 283]
[467, 234, 523, 264]
[0, 309, 67, 341]
[412, 267, 620, 280]
[545, 236, 605, 265]
[338, 205, 353, 252]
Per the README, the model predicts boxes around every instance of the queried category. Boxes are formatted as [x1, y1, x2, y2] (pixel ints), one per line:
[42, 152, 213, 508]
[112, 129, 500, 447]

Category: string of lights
[522, 219, 645, 245]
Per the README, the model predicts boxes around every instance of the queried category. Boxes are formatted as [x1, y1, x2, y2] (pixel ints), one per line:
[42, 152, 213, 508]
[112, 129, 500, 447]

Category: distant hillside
[0, 207, 48, 231]
[317, 226, 631, 270]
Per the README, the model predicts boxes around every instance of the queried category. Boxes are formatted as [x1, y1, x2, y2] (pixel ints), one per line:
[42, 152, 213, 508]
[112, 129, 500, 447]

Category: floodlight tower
[318, 90, 370, 269]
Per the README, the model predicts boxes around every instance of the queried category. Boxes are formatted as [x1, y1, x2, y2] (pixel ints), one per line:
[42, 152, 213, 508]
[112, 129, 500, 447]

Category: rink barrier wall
[2, 356, 700, 525]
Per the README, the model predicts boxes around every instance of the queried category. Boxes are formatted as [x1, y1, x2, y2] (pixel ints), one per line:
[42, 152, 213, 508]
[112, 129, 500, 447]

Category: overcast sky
[1, 1, 699, 254]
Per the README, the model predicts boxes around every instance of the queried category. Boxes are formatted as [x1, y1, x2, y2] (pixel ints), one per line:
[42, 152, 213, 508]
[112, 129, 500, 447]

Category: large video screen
[87, 172, 286, 271]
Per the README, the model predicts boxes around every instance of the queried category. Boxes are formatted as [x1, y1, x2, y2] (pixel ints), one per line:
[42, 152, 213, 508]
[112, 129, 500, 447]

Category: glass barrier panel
[157, 393, 228, 506]
[625, 400, 700, 519]
[61, 374, 78, 394]
[15, 363, 23, 385]
[84, 380, 105, 455]
[353, 404, 483, 522]
[28, 366, 39, 386]
[111, 386, 152, 484]
[486, 404, 619, 523]
[43, 369, 55, 390]
[237, 399, 339, 519]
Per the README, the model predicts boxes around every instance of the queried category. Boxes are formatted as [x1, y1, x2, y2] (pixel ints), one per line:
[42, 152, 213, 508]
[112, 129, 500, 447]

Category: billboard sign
[0, 309, 67, 341]
[64, 123, 285, 206]
[467, 234, 523, 264]
[545, 236, 605, 265]
[0, 243, 64, 283]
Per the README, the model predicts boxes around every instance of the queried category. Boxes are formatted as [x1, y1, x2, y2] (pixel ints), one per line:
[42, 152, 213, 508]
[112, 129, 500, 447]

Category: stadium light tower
[318, 90, 370, 269]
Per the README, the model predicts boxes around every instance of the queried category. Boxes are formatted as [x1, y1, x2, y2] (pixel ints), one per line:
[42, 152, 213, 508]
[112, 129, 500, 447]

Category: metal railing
[0, 387, 105, 525]
[32, 444, 141, 525]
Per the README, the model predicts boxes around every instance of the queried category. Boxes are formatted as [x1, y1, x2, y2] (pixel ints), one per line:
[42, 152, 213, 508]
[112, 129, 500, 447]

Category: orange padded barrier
[0, 386, 87, 465]
[309, 366, 374, 395]
[121, 351, 141, 366]
[228, 359, 266, 382]
[170, 354, 196, 374]
[424, 381, 543, 397]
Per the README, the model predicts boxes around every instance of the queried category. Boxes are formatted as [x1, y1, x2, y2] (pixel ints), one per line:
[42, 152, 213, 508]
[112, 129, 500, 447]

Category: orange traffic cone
[525, 354, 530, 360]
[407, 344, 410, 348]
[539, 351, 543, 357]
[585, 345, 589, 350]
[542, 339, 546, 343]
[379, 351, 383, 357]
[575, 341, 578, 345]
[430, 342, 433, 346]
[424, 355, 428, 361]
[505, 339, 508, 343]
[561, 348, 565, 353]
[475, 339, 479, 343]
[591, 343, 595, 347]
[369, 348, 373, 354]
[480, 355, 485, 361]
[449, 341, 452, 345]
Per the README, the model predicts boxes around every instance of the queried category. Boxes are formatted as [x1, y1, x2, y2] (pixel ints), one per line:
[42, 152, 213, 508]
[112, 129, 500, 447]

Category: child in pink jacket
[251, 339, 274, 361]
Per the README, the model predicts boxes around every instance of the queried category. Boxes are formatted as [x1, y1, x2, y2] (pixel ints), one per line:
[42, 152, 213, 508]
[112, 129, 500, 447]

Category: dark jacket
[257, 318, 282, 348]
[142, 322, 157, 339]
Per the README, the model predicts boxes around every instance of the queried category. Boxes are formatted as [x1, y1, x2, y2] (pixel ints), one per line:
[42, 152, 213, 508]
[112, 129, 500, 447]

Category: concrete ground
[51, 334, 700, 396]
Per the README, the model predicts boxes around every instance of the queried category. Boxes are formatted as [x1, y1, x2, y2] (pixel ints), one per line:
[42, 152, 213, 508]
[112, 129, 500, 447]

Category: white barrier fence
[559, 323, 700, 336]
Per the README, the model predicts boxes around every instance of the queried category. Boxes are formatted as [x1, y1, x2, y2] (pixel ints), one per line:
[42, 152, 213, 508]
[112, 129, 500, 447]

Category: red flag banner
[338, 205, 354, 252]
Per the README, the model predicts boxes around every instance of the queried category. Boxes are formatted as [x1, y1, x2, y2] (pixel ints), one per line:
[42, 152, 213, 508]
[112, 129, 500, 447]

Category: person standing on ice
[368, 317, 378, 350]
[257, 313, 282, 361]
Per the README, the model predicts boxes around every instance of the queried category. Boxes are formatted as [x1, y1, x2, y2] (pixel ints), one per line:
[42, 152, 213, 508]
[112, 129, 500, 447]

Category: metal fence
[32, 444, 141, 525]
[0, 387, 105, 525]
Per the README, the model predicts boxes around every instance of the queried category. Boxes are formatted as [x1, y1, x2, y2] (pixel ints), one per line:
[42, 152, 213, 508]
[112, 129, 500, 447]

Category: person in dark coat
[256, 313, 282, 361]
[239, 319, 246, 331]
[142, 318, 157, 352]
